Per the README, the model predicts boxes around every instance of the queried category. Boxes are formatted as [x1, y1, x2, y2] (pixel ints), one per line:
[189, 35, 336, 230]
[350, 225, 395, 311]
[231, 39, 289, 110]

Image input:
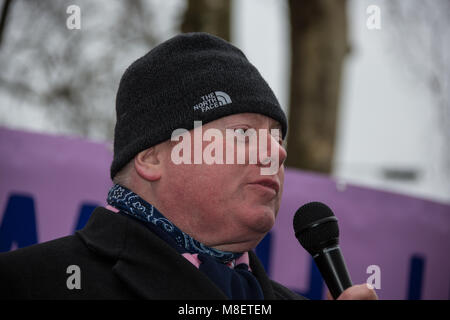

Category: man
[0, 33, 376, 300]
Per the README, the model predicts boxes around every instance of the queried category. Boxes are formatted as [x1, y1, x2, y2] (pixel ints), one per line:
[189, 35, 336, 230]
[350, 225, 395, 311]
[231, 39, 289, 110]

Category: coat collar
[77, 207, 275, 299]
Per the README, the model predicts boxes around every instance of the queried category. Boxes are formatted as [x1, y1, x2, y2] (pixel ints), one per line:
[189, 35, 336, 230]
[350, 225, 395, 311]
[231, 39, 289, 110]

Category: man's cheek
[279, 165, 285, 183]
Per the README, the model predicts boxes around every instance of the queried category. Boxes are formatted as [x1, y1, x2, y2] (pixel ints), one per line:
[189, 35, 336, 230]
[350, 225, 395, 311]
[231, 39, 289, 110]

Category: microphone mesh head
[293, 202, 339, 255]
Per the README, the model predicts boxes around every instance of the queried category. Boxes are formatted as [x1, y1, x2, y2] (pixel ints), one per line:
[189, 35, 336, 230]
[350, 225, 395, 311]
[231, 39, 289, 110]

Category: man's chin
[243, 206, 276, 234]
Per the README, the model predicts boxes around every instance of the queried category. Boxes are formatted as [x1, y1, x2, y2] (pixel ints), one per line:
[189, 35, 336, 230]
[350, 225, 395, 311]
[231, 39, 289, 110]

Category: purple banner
[273, 170, 450, 300]
[1, 127, 449, 299]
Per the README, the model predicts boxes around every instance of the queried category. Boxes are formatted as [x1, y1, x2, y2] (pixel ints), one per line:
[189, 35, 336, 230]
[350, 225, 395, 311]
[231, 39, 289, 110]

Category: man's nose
[278, 142, 287, 166]
[258, 129, 287, 168]
[273, 134, 287, 167]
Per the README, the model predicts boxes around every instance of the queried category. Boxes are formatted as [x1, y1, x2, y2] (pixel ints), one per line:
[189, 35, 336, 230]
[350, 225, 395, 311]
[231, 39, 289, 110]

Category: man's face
[155, 113, 287, 252]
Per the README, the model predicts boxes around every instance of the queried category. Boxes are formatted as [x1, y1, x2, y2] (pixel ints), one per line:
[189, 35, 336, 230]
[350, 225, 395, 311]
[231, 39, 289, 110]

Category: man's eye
[233, 127, 256, 142]
[270, 132, 283, 145]
[234, 128, 257, 136]
[234, 128, 248, 135]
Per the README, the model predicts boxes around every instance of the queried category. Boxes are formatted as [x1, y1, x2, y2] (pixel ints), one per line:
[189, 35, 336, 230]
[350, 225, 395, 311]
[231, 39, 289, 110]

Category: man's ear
[134, 147, 163, 181]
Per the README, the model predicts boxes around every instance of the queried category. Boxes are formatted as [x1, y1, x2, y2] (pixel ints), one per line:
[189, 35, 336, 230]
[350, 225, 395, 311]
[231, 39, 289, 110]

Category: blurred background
[0, 0, 449, 300]
[0, 0, 448, 204]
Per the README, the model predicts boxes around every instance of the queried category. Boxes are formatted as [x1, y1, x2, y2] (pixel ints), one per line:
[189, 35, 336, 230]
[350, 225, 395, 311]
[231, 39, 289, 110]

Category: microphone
[293, 201, 352, 299]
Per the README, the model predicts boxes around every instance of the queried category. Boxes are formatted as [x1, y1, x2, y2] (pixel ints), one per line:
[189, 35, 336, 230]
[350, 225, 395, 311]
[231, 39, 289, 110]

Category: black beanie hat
[111, 32, 288, 180]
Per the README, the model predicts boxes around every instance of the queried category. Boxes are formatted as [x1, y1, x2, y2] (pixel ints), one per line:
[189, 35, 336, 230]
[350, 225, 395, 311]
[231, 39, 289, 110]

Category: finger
[337, 283, 378, 300]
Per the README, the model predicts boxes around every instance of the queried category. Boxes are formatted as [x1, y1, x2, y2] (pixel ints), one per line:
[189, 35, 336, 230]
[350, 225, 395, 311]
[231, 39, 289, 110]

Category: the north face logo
[193, 91, 232, 112]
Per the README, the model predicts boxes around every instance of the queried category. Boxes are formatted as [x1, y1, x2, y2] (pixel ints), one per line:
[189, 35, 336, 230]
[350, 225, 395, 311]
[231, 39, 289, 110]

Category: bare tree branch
[384, 0, 450, 178]
[0, 0, 168, 140]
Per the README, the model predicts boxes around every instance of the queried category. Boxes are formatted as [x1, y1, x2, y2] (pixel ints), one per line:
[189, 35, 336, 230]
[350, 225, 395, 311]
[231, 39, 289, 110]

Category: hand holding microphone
[293, 201, 378, 300]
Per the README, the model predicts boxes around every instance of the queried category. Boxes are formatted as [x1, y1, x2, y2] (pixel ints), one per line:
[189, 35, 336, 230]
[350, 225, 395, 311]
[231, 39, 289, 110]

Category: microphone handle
[313, 246, 353, 299]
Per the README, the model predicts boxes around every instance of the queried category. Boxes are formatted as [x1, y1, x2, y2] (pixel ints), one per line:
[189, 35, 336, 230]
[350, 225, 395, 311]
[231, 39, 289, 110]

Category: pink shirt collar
[105, 204, 251, 271]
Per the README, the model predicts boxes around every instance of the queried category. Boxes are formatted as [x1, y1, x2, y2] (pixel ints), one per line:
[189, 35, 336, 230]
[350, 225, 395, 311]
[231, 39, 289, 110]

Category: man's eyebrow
[222, 117, 282, 130]
[270, 123, 282, 130]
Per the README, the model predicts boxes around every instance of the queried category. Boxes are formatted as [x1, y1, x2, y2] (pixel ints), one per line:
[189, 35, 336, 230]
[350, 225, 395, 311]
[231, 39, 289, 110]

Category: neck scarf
[107, 184, 243, 263]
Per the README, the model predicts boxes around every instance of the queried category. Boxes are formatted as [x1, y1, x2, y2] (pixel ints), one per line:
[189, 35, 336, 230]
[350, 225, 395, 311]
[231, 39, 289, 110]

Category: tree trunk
[0, 0, 14, 47]
[286, 0, 348, 174]
[181, 0, 231, 41]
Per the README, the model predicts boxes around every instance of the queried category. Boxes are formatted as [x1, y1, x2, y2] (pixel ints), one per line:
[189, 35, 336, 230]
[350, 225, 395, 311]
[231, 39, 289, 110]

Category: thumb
[325, 289, 334, 300]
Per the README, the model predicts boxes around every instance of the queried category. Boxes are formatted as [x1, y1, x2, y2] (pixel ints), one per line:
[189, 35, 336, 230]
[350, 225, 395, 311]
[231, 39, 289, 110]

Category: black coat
[0, 207, 305, 300]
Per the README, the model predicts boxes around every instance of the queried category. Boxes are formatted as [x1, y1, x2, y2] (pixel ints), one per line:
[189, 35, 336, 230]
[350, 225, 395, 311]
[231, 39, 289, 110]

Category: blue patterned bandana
[107, 184, 243, 263]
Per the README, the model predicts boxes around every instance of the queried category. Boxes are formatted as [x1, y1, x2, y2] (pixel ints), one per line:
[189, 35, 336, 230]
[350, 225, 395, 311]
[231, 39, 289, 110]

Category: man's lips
[248, 179, 280, 194]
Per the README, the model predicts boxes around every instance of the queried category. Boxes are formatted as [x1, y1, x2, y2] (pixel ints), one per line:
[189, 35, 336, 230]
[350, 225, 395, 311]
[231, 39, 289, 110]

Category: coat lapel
[248, 250, 276, 299]
[77, 207, 227, 299]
